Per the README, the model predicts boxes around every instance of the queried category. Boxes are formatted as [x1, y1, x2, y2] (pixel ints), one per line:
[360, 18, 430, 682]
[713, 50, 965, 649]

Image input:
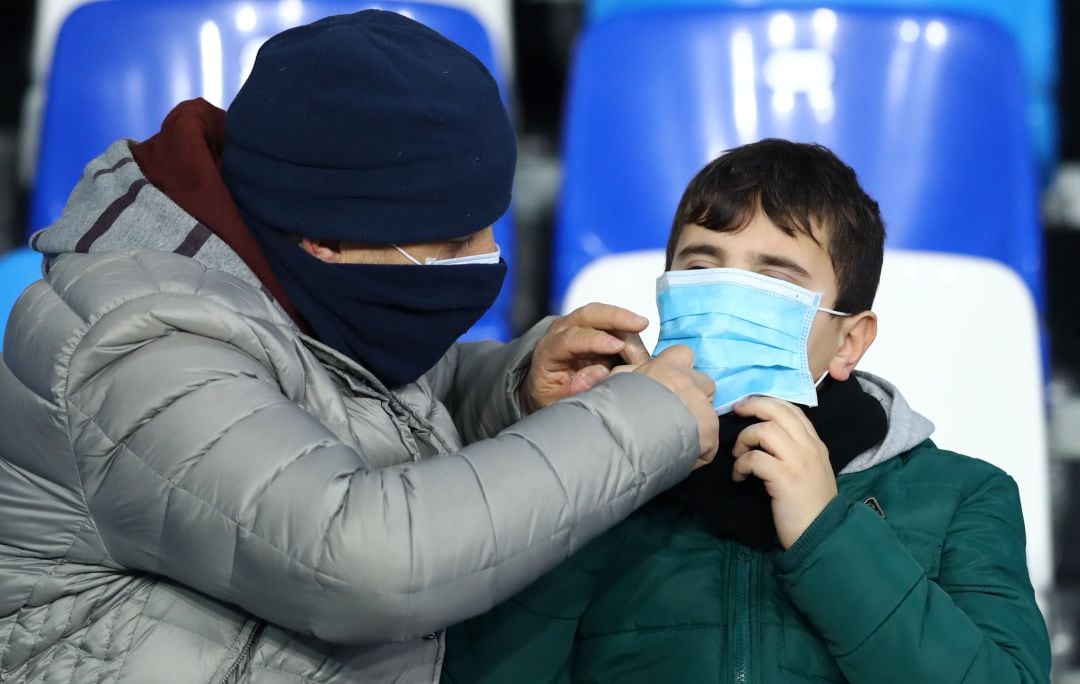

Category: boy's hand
[730, 396, 838, 549]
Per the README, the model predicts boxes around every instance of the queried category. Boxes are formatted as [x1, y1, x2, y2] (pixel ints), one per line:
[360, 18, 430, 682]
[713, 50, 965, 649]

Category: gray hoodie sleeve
[64, 293, 699, 646]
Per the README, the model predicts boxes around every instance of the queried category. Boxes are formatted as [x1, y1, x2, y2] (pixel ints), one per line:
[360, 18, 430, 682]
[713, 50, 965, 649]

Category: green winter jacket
[444, 374, 1051, 683]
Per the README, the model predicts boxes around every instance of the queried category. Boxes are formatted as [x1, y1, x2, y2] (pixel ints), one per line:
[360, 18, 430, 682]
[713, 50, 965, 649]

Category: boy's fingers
[732, 449, 780, 483]
[732, 422, 800, 460]
[733, 396, 814, 440]
[780, 396, 816, 434]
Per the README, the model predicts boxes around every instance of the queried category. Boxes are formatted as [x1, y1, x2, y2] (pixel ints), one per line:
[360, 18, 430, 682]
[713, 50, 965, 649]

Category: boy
[442, 139, 1051, 683]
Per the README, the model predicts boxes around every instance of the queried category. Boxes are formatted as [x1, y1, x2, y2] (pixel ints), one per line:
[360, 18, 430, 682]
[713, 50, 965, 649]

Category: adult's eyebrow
[753, 252, 812, 280]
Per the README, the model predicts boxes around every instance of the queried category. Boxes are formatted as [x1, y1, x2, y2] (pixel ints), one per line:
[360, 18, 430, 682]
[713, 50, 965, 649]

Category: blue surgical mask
[654, 267, 850, 415]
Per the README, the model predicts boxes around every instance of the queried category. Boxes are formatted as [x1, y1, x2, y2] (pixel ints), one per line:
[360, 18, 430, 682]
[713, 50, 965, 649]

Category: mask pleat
[655, 268, 819, 414]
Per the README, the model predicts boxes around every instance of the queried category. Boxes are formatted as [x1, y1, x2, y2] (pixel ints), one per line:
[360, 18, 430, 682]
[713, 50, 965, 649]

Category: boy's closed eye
[675, 244, 813, 288]
[752, 255, 812, 286]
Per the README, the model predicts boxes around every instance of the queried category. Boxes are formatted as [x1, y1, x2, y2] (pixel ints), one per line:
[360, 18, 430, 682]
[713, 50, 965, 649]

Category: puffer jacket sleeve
[774, 472, 1051, 683]
[426, 317, 551, 443]
[65, 293, 700, 646]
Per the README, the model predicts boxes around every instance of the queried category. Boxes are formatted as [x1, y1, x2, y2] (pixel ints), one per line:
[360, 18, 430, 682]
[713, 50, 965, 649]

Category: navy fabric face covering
[249, 217, 506, 387]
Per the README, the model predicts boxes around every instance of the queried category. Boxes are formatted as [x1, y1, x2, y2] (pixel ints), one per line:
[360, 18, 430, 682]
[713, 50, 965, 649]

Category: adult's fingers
[641, 348, 714, 400]
[546, 326, 626, 363]
[693, 452, 715, 470]
[563, 303, 650, 335]
[613, 331, 651, 365]
[696, 404, 720, 459]
[653, 344, 694, 369]
[688, 368, 716, 400]
[607, 363, 640, 376]
[568, 364, 612, 394]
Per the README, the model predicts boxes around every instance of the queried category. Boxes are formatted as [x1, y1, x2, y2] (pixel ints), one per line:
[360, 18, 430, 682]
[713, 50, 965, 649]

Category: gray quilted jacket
[0, 141, 701, 683]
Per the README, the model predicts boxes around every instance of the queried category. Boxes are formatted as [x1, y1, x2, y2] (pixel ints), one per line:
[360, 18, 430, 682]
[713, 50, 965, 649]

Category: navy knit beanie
[220, 10, 515, 243]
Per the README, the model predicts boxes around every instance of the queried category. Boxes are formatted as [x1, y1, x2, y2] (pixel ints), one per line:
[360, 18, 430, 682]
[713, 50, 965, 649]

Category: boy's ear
[828, 311, 877, 382]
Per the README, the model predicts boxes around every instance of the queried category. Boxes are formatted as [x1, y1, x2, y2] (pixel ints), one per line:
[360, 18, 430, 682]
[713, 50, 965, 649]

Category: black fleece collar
[663, 376, 889, 550]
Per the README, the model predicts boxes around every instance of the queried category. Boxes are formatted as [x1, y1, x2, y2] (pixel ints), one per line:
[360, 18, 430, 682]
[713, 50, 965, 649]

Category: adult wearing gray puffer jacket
[0, 11, 718, 684]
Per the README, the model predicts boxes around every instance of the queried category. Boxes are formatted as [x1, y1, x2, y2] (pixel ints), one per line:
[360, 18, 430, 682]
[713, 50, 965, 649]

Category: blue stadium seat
[0, 248, 43, 353]
[31, 0, 514, 342]
[585, 0, 1058, 180]
[554, 8, 1043, 311]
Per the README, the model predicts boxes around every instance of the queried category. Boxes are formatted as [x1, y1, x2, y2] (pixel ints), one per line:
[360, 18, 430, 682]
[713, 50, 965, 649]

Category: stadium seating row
[0, 0, 1053, 602]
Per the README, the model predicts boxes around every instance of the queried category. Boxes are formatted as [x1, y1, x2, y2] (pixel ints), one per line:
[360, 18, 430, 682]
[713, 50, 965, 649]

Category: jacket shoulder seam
[943, 468, 1020, 539]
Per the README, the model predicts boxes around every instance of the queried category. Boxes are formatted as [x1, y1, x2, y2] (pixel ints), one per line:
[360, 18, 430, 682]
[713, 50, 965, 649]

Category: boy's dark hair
[666, 139, 886, 313]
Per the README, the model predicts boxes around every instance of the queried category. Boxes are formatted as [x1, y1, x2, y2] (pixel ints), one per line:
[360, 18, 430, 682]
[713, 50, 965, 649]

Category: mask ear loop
[818, 306, 852, 317]
[392, 244, 423, 266]
[423, 236, 474, 264]
[813, 306, 855, 389]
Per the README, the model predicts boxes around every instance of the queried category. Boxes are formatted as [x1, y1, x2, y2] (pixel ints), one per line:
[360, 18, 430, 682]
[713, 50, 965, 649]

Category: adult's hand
[607, 346, 719, 466]
[730, 397, 838, 549]
[522, 303, 651, 413]
[628, 345, 719, 466]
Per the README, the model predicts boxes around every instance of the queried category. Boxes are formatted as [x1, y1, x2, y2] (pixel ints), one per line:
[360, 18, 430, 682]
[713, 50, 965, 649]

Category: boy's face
[669, 211, 855, 380]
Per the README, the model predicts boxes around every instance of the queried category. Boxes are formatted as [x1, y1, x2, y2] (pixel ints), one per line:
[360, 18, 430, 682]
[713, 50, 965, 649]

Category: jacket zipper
[217, 621, 265, 684]
[733, 549, 752, 684]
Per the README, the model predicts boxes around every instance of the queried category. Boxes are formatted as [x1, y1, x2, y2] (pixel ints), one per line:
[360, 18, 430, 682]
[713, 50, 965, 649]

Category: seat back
[583, 0, 1058, 175]
[562, 249, 1053, 602]
[0, 248, 44, 354]
[859, 249, 1051, 600]
[555, 8, 1041, 313]
[31, 0, 513, 341]
[20, 0, 515, 185]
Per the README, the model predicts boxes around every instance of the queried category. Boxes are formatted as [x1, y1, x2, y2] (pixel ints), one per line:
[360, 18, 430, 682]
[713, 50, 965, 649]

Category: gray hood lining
[839, 371, 936, 475]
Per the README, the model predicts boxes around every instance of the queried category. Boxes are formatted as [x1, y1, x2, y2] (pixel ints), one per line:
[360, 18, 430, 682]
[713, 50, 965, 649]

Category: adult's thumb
[654, 344, 695, 369]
